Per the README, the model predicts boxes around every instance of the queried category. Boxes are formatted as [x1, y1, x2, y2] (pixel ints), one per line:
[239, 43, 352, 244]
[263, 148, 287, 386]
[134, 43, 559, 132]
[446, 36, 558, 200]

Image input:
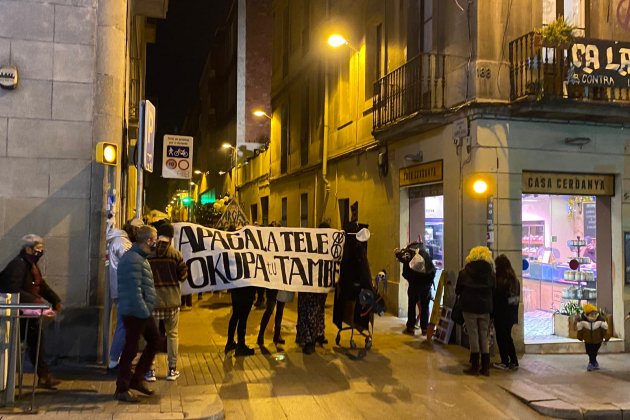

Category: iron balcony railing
[509, 32, 630, 103]
[373, 53, 446, 130]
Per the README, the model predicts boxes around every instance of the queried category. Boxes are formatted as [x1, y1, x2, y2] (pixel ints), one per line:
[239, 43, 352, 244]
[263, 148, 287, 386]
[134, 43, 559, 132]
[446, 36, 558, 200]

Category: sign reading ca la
[162, 134, 194, 179]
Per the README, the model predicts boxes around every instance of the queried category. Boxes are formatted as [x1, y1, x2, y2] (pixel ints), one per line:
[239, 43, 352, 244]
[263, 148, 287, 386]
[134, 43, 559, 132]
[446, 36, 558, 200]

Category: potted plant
[553, 301, 582, 338]
[534, 16, 577, 48]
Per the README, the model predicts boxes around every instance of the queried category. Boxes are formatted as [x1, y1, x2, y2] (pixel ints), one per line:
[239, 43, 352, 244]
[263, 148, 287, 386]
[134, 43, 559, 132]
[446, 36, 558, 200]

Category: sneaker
[108, 359, 119, 369]
[509, 363, 519, 371]
[587, 363, 595, 371]
[592, 361, 600, 370]
[493, 363, 510, 370]
[166, 368, 180, 381]
[402, 328, 415, 336]
[144, 369, 157, 382]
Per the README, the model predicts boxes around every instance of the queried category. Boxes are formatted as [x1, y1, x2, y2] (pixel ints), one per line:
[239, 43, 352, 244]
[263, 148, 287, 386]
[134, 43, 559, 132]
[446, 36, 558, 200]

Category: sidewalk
[1, 292, 629, 419]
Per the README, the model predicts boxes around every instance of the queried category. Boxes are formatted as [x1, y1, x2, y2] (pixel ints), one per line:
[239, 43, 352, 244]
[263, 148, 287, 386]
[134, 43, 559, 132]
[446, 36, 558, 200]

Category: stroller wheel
[335, 333, 341, 346]
[365, 338, 372, 350]
[350, 339, 357, 349]
[358, 348, 367, 359]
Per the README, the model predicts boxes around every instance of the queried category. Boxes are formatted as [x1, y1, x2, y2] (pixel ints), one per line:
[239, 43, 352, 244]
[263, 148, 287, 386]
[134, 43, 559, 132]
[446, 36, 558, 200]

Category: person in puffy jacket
[401, 243, 436, 336]
[456, 246, 495, 376]
[114, 225, 159, 403]
[106, 220, 133, 369]
[0, 234, 61, 388]
[577, 304, 608, 371]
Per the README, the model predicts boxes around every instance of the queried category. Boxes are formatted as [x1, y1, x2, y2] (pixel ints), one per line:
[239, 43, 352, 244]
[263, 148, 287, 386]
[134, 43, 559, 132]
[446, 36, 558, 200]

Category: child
[576, 304, 608, 371]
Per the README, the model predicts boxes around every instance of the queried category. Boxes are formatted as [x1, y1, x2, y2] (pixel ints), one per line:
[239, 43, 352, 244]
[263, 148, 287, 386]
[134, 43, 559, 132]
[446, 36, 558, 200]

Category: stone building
[232, 0, 630, 353]
[0, 0, 166, 360]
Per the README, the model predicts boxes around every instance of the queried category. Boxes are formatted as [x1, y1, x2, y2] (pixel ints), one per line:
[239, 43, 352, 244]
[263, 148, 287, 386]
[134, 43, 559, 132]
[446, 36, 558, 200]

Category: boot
[38, 373, 61, 389]
[480, 353, 490, 376]
[273, 333, 285, 345]
[463, 352, 480, 376]
[235, 343, 255, 357]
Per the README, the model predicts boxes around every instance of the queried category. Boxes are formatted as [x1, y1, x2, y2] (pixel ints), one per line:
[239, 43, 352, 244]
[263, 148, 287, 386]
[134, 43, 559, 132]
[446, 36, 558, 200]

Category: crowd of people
[0, 219, 612, 403]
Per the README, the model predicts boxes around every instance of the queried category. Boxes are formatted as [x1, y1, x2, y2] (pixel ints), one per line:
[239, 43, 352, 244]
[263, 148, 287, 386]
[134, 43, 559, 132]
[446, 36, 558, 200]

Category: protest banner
[174, 222, 346, 294]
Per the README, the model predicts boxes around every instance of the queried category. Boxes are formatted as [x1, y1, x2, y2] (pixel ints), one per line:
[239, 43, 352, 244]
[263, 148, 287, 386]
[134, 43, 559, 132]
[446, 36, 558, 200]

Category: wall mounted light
[253, 110, 272, 119]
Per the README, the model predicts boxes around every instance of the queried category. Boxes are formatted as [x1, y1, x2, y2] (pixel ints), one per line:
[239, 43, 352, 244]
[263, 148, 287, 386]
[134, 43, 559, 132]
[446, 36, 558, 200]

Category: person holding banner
[225, 226, 256, 356]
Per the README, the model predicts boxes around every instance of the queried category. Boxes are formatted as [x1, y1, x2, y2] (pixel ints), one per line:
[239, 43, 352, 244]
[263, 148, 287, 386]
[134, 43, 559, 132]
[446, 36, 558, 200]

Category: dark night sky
[144, 0, 229, 209]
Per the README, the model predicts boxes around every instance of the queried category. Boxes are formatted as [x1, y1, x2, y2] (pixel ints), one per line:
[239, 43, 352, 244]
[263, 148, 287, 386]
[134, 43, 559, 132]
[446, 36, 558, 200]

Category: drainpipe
[321, 64, 331, 223]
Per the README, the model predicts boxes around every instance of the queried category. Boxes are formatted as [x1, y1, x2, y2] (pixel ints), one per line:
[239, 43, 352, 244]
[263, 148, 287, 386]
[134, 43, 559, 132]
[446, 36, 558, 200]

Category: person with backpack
[400, 242, 436, 336]
[492, 254, 520, 370]
[0, 234, 62, 388]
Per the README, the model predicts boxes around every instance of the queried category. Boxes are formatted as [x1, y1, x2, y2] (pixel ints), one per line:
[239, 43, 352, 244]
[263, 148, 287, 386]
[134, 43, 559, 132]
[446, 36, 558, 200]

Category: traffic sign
[142, 100, 156, 172]
[162, 134, 194, 179]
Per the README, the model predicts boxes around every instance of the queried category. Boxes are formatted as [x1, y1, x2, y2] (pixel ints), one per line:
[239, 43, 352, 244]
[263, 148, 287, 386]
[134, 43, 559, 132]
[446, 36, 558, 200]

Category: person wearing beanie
[146, 222, 188, 382]
[0, 234, 62, 388]
[577, 304, 608, 371]
[456, 246, 495, 376]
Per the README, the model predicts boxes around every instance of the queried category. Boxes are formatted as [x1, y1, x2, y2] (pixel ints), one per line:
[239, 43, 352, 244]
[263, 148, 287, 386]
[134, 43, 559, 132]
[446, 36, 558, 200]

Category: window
[261, 196, 269, 226]
[282, 7, 290, 78]
[376, 23, 383, 80]
[300, 193, 308, 227]
[300, 79, 310, 166]
[280, 104, 289, 174]
[315, 63, 325, 142]
[337, 57, 351, 125]
[251, 204, 258, 225]
[366, 22, 385, 97]
[422, 0, 433, 53]
[543, 0, 586, 36]
[338, 198, 350, 228]
[407, 1, 434, 59]
[281, 197, 288, 227]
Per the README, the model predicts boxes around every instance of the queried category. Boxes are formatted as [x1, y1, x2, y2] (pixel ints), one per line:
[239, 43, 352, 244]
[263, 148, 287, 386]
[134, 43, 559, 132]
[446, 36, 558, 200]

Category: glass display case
[522, 221, 545, 260]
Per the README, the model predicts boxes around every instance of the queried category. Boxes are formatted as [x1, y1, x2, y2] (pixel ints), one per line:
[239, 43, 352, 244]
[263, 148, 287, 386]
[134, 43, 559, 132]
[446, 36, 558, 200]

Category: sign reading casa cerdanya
[399, 160, 443, 187]
[522, 171, 614, 196]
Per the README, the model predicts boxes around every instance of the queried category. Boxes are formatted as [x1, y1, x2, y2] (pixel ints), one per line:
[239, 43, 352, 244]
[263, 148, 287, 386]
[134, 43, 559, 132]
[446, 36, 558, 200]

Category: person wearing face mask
[114, 225, 159, 403]
[0, 234, 62, 388]
[145, 221, 188, 382]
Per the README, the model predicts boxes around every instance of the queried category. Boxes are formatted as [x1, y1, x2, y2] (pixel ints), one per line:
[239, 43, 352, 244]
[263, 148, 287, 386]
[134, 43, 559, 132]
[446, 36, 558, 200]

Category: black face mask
[33, 250, 44, 259]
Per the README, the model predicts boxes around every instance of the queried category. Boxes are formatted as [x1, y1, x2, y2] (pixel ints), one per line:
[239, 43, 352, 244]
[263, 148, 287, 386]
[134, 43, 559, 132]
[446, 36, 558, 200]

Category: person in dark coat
[401, 243, 436, 336]
[0, 234, 61, 388]
[455, 246, 495, 376]
[114, 225, 159, 403]
[492, 254, 520, 370]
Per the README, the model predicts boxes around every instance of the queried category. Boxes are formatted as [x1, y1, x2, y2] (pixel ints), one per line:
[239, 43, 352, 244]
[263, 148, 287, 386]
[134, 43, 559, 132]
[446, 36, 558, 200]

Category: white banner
[162, 135, 193, 179]
[174, 223, 345, 294]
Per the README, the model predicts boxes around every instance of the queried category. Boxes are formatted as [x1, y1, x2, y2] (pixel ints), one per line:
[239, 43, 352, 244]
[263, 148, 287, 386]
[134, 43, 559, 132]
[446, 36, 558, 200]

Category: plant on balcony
[534, 16, 577, 48]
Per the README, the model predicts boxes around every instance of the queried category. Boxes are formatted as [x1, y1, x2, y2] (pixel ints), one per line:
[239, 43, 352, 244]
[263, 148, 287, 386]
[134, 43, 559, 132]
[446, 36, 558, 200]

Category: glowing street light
[253, 109, 272, 119]
[327, 34, 349, 48]
[472, 179, 489, 195]
[218, 170, 226, 175]
[222, 142, 234, 150]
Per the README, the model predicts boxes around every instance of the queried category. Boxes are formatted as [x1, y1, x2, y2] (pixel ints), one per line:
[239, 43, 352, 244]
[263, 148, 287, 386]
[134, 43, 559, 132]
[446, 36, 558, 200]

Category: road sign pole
[136, 101, 145, 219]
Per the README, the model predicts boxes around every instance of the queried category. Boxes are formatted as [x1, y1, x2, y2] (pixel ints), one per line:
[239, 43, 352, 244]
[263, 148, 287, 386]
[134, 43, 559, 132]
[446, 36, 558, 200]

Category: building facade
[234, 0, 630, 352]
[0, 0, 166, 360]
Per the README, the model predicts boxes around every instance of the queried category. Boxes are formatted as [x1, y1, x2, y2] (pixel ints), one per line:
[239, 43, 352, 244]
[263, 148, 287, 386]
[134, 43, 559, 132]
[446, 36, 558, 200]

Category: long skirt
[296, 292, 327, 345]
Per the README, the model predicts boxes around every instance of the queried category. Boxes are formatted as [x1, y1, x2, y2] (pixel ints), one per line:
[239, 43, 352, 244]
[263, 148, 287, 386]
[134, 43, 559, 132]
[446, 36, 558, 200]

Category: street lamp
[252, 109, 272, 120]
[327, 33, 357, 51]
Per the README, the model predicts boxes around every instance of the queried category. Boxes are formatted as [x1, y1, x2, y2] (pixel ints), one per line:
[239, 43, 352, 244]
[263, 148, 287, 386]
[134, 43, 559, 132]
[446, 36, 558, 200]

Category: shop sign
[522, 171, 614, 196]
[399, 160, 443, 187]
[569, 38, 630, 87]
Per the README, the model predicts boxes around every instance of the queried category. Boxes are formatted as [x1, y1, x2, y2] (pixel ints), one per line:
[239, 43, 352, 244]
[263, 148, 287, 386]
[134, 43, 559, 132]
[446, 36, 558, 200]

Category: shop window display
[522, 194, 597, 342]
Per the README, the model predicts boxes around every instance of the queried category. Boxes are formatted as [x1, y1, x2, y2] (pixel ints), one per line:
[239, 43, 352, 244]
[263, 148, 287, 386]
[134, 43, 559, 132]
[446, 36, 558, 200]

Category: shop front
[521, 171, 614, 344]
[398, 160, 445, 316]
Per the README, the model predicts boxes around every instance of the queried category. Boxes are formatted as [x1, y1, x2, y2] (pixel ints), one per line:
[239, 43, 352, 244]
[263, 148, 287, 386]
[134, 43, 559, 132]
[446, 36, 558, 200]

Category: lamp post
[222, 143, 237, 199]
[188, 181, 198, 222]
[252, 109, 272, 120]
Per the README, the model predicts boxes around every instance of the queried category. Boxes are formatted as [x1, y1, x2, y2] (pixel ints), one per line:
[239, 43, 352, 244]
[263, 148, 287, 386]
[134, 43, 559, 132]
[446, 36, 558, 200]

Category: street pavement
[2, 292, 630, 419]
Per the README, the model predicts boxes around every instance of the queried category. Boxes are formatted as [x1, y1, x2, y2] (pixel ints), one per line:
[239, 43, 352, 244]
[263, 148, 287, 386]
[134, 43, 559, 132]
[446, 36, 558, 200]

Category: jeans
[162, 311, 179, 368]
[407, 282, 432, 331]
[585, 342, 601, 364]
[463, 312, 490, 354]
[259, 289, 286, 338]
[495, 320, 517, 365]
[109, 304, 125, 363]
[116, 315, 160, 393]
[227, 287, 256, 344]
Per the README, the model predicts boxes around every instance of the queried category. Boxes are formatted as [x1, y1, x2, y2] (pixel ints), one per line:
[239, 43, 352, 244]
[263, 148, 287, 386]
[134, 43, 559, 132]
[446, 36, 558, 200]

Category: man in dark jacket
[114, 225, 159, 403]
[0, 234, 61, 388]
[146, 222, 188, 382]
[402, 243, 436, 336]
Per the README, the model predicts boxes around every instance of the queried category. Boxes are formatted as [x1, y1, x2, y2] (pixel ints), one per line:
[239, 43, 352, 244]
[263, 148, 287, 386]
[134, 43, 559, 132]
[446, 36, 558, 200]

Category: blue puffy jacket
[117, 244, 156, 318]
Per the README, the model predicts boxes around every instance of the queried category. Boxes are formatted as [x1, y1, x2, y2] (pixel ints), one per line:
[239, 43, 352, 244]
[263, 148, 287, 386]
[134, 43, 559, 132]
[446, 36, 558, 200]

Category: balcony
[509, 32, 630, 123]
[373, 53, 446, 132]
